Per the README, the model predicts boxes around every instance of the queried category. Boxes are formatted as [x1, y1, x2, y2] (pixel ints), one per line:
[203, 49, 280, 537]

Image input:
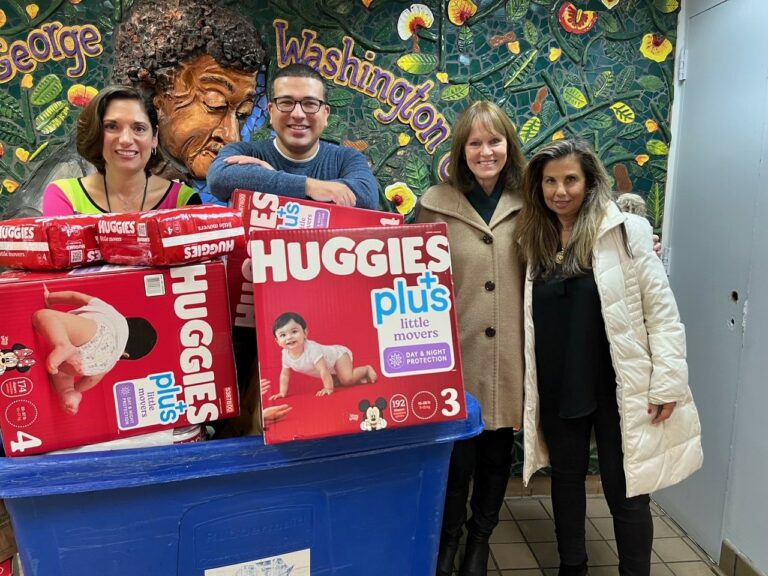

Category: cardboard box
[228, 189, 403, 329]
[251, 223, 466, 444]
[0, 261, 238, 456]
[0, 501, 15, 564]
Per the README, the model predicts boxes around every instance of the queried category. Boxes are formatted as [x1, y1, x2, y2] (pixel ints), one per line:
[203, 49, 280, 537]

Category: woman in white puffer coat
[514, 139, 702, 576]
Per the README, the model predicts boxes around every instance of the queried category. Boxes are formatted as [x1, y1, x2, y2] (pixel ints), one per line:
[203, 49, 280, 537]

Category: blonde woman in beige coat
[417, 101, 527, 576]
[515, 139, 702, 576]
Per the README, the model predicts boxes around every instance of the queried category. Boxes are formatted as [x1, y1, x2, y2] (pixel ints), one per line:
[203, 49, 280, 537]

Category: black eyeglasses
[271, 97, 326, 114]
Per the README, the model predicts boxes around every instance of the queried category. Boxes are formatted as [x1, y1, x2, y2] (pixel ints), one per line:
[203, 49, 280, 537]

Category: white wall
[656, 0, 768, 571]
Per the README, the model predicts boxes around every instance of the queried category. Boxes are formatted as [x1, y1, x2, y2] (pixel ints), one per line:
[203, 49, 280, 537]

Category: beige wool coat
[417, 182, 525, 430]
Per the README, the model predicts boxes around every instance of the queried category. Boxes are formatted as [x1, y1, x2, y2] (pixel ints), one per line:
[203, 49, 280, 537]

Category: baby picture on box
[0, 262, 239, 456]
[251, 223, 467, 444]
[32, 288, 157, 415]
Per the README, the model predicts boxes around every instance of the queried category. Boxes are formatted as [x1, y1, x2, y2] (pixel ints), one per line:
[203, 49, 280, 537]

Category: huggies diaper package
[0, 215, 102, 270]
[251, 223, 466, 444]
[227, 189, 403, 330]
[97, 205, 245, 266]
[0, 260, 238, 456]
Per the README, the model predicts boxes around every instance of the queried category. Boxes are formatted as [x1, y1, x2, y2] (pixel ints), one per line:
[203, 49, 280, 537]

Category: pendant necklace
[555, 249, 565, 264]
[104, 173, 148, 213]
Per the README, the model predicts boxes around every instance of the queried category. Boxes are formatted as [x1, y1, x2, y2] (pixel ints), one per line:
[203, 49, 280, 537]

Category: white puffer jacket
[522, 203, 703, 497]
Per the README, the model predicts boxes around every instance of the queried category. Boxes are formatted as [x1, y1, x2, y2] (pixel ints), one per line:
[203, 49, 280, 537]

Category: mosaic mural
[1, 0, 677, 233]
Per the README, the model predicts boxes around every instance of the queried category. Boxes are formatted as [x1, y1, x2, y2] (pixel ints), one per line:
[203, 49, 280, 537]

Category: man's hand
[223, 155, 275, 170]
[306, 179, 357, 206]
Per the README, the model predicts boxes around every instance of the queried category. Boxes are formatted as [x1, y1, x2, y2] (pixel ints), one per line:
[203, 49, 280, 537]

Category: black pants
[441, 427, 516, 540]
[539, 395, 653, 576]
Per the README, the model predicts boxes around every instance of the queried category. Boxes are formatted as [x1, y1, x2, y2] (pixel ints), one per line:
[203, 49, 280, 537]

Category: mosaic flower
[20, 74, 33, 89]
[2, 179, 19, 193]
[385, 182, 417, 215]
[549, 47, 562, 61]
[447, 0, 477, 26]
[361, 0, 373, 6]
[68, 84, 98, 108]
[398, 4, 434, 52]
[507, 41, 520, 54]
[26, 4, 39, 19]
[640, 33, 673, 63]
[0, 143, 4, 158]
[601, 0, 620, 7]
[398, 133, 412, 146]
[645, 119, 659, 132]
[15, 149, 30, 163]
[635, 154, 650, 166]
[552, 130, 565, 141]
[0, 9, 6, 28]
[558, 2, 598, 35]
[436, 72, 449, 83]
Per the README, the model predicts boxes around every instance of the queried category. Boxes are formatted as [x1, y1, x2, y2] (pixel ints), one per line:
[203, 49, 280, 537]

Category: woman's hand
[648, 402, 676, 424]
[263, 404, 292, 422]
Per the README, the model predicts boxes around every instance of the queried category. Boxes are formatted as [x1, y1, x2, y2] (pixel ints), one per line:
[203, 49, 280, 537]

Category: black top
[532, 268, 616, 419]
[465, 179, 504, 224]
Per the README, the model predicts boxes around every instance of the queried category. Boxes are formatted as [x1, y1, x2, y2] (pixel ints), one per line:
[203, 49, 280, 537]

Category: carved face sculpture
[154, 54, 257, 179]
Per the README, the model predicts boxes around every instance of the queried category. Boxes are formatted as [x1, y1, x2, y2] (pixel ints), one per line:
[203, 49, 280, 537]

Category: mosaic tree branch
[549, 11, 580, 65]
[642, 0, 671, 37]
[466, 0, 506, 26]
[437, 4, 446, 71]
[448, 53, 523, 85]
[316, 4, 409, 53]
[540, 71, 567, 117]
[2, 0, 67, 37]
[0, 158, 24, 183]
[373, 143, 401, 176]
[21, 90, 36, 148]
[580, 33, 604, 68]
[523, 89, 644, 153]
[650, 101, 672, 143]
[603, 153, 638, 168]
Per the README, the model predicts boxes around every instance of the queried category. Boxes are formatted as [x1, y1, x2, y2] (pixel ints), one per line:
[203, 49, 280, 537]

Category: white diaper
[77, 320, 121, 376]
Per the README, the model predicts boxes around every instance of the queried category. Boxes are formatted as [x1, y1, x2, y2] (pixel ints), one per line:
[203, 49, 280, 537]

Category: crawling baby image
[32, 286, 157, 415]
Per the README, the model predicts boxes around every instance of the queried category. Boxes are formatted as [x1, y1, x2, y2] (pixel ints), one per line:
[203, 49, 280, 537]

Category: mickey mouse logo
[0, 343, 36, 376]
[359, 397, 388, 432]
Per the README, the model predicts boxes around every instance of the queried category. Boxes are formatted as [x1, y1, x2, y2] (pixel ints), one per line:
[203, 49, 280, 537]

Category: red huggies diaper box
[0, 215, 101, 270]
[228, 189, 403, 329]
[97, 206, 245, 266]
[0, 261, 238, 456]
[251, 223, 466, 444]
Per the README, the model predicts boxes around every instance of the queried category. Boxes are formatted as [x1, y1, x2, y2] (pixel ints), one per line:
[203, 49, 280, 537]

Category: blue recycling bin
[0, 394, 482, 575]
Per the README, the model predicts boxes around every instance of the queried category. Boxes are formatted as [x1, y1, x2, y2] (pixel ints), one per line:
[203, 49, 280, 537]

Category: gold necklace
[555, 249, 565, 264]
[104, 173, 148, 213]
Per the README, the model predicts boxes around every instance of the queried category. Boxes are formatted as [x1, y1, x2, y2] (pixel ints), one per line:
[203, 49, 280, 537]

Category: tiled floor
[450, 495, 719, 576]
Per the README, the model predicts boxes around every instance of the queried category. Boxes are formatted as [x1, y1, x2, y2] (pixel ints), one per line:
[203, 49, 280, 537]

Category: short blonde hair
[616, 193, 647, 216]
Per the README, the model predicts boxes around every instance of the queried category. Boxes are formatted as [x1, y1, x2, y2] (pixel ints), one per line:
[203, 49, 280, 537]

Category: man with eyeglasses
[207, 63, 379, 209]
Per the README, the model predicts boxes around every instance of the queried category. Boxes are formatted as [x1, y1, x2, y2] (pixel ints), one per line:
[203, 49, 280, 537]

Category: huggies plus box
[251, 223, 466, 444]
[0, 261, 238, 456]
[228, 189, 403, 329]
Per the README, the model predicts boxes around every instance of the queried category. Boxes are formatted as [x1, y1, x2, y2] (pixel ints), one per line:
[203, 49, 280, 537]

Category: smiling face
[463, 121, 508, 194]
[541, 154, 588, 227]
[274, 319, 308, 357]
[155, 54, 257, 179]
[268, 76, 329, 160]
[101, 98, 158, 176]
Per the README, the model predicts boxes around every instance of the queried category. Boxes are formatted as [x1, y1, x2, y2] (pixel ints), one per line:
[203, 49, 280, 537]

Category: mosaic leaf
[0, 120, 30, 145]
[653, 0, 679, 13]
[523, 20, 538, 46]
[506, 0, 529, 21]
[541, 101, 557, 126]
[405, 155, 430, 194]
[0, 93, 22, 121]
[396, 53, 438, 75]
[503, 49, 538, 88]
[618, 123, 643, 139]
[592, 71, 614, 99]
[458, 26, 474, 52]
[249, 127, 272, 141]
[585, 114, 614, 130]
[563, 87, 588, 109]
[35, 101, 69, 134]
[532, 0, 556, 5]
[325, 0, 355, 15]
[650, 160, 668, 183]
[441, 84, 470, 101]
[615, 66, 636, 94]
[648, 182, 665, 230]
[637, 75, 666, 91]
[30, 74, 63, 106]
[599, 12, 620, 33]
[610, 102, 635, 124]
[327, 89, 354, 107]
[470, 83, 493, 102]
[519, 116, 541, 143]
[647, 139, 669, 155]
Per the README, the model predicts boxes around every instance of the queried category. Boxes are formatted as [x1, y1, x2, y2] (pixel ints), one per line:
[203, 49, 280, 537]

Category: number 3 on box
[441, 388, 461, 417]
[10, 431, 43, 453]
